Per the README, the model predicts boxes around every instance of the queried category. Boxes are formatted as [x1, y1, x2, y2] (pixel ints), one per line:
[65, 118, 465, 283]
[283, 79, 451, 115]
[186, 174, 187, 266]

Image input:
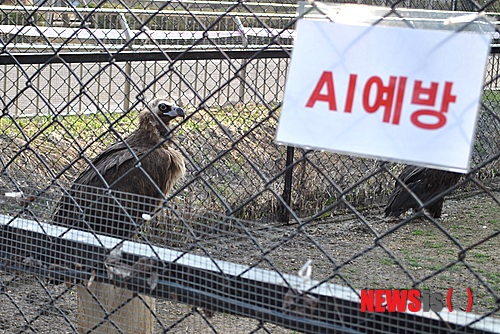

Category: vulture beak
[159, 102, 185, 119]
[172, 105, 185, 119]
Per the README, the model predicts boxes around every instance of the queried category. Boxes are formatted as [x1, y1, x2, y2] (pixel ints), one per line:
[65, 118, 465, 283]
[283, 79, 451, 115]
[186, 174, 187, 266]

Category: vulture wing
[397, 166, 424, 185]
[54, 139, 183, 237]
[385, 166, 461, 218]
[385, 166, 423, 217]
[73, 140, 159, 189]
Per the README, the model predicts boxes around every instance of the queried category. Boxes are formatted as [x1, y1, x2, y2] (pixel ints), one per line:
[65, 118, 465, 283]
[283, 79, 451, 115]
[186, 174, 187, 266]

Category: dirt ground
[0, 186, 499, 333]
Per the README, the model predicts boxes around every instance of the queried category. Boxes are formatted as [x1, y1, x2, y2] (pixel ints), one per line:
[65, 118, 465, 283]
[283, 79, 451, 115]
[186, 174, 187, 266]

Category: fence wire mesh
[0, 0, 499, 333]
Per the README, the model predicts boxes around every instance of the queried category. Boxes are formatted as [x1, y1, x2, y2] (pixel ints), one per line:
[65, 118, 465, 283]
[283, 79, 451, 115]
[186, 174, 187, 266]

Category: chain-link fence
[0, 0, 498, 333]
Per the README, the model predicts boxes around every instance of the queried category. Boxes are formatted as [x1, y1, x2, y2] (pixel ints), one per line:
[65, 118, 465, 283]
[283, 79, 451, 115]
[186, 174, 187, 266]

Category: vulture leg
[427, 198, 444, 218]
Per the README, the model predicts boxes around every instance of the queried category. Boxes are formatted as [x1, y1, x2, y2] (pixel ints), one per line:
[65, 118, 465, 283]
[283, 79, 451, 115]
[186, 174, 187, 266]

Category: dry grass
[0, 103, 497, 226]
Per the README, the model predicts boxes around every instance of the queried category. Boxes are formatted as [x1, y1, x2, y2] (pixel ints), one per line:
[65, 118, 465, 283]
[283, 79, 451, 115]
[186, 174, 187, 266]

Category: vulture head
[140, 97, 185, 139]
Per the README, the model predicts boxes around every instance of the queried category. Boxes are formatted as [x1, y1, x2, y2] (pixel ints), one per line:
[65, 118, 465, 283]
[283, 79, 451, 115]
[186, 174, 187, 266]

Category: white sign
[276, 19, 491, 173]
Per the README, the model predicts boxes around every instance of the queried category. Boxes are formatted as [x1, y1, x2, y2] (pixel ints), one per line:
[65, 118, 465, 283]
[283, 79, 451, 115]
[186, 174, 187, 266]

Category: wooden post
[77, 282, 156, 334]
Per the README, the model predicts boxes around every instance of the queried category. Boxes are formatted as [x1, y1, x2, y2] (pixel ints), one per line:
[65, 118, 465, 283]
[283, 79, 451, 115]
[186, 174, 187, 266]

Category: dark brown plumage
[53, 97, 186, 238]
[384, 166, 461, 218]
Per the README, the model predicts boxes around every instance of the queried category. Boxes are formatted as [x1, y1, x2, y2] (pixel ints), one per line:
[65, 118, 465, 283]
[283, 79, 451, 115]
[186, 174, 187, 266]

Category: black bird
[52, 97, 186, 238]
[384, 166, 461, 219]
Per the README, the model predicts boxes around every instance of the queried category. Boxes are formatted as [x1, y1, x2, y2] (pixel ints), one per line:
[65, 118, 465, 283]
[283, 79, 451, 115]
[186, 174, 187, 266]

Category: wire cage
[0, 0, 498, 333]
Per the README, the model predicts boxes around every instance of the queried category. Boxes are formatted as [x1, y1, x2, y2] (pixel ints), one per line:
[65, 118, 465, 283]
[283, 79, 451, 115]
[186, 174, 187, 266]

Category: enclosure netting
[0, 0, 498, 333]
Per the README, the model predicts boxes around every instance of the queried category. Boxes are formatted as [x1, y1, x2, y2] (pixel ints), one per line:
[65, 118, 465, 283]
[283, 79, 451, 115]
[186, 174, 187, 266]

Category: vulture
[52, 97, 186, 239]
[384, 166, 461, 219]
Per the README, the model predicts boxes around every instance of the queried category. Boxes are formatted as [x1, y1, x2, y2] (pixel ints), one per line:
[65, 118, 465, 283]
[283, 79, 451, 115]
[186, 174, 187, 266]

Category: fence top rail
[0, 5, 298, 18]
[0, 49, 291, 65]
[155, 0, 298, 9]
[0, 24, 295, 41]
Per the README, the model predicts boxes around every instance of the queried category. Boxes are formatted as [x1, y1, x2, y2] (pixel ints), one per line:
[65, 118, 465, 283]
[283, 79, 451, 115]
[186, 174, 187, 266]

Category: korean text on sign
[276, 19, 491, 172]
[305, 72, 457, 130]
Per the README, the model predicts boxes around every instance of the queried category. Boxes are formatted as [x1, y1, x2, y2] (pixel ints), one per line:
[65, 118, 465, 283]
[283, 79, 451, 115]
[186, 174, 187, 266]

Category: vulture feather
[53, 97, 186, 238]
[384, 166, 461, 218]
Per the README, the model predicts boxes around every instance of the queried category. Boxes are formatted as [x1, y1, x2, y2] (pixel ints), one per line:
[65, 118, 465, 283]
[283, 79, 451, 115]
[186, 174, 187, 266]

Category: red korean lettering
[344, 74, 358, 113]
[411, 80, 438, 106]
[410, 81, 456, 130]
[305, 71, 337, 111]
[362, 75, 407, 125]
[440, 82, 457, 111]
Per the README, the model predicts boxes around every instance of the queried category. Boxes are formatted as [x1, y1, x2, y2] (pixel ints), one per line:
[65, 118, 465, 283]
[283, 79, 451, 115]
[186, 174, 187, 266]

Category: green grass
[485, 207, 500, 225]
[0, 111, 137, 144]
[0, 103, 270, 152]
[484, 272, 500, 284]
[487, 219, 499, 225]
[481, 90, 500, 103]
[472, 253, 492, 264]
[412, 228, 435, 237]
[379, 257, 398, 266]
[423, 240, 443, 249]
